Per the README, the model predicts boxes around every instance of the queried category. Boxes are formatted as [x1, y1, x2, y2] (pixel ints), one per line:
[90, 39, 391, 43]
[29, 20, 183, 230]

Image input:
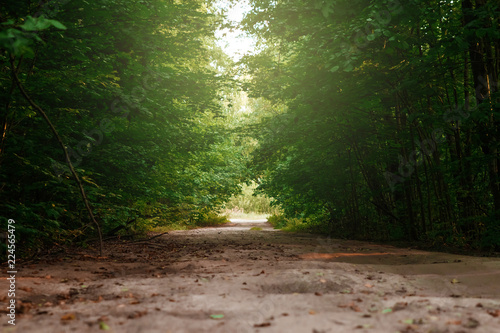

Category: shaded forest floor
[2, 220, 500, 333]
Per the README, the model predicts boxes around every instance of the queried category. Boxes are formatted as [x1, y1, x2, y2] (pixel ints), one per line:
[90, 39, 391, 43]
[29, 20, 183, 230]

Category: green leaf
[210, 314, 224, 319]
[366, 34, 376, 41]
[329, 65, 340, 73]
[382, 308, 392, 314]
[343, 64, 354, 72]
[0, 28, 35, 57]
[49, 19, 67, 30]
[99, 322, 110, 330]
[321, 6, 332, 18]
[19, 16, 66, 31]
[20, 16, 50, 31]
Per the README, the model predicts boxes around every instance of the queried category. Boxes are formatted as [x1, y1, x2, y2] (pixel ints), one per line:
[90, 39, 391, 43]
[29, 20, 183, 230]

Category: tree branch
[9, 55, 104, 256]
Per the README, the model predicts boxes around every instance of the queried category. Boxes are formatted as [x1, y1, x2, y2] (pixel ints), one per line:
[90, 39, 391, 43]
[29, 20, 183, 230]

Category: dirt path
[2, 220, 500, 333]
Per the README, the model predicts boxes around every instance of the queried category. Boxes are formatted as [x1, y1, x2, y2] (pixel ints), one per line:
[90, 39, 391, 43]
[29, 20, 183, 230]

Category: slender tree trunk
[462, 0, 500, 212]
[10, 57, 104, 256]
[411, 125, 427, 235]
[348, 149, 360, 236]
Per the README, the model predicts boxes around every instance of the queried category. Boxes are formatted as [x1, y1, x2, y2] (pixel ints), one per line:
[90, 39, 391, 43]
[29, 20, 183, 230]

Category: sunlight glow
[215, 0, 255, 61]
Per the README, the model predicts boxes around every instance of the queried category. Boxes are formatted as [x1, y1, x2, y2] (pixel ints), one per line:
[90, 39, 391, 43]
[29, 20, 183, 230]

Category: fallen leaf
[19, 286, 33, 292]
[210, 314, 224, 319]
[393, 302, 408, 311]
[446, 320, 462, 325]
[309, 310, 316, 315]
[364, 283, 373, 288]
[463, 318, 480, 329]
[254, 322, 271, 327]
[314, 292, 322, 296]
[99, 322, 110, 330]
[355, 324, 372, 329]
[61, 313, 76, 321]
[128, 310, 147, 319]
[451, 278, 460, 284]
[487, 309, 500, 317]
[350, 304, 362, 312]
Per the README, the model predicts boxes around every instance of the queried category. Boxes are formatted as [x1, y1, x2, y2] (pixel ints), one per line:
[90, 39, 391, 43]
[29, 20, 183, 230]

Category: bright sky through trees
[215, 0, 255, 61]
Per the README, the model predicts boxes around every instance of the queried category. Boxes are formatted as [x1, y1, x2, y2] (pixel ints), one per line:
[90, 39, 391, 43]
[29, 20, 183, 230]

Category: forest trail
[2, 221, 500, 333]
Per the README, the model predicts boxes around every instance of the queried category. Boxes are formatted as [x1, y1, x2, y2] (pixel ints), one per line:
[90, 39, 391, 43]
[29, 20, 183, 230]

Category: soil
[2, 219, 500, 333]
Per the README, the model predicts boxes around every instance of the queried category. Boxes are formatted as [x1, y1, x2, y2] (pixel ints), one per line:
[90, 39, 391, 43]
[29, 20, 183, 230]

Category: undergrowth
[221, 181, 281, 219]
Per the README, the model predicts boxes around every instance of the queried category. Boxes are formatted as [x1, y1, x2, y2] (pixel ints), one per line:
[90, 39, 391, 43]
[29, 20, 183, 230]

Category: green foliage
[239, 0, 500, 249]
[0, 0, 247, 256]
[267, 214, 311, 233]
[196, 212, 230, 227]
[2, 0, 499, 255]
[222, 181, 280, 217]
[267, 214, 287, 229]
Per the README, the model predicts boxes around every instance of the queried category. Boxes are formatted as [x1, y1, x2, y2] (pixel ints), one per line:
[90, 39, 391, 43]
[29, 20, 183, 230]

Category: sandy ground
[2, 219, 500, 333]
